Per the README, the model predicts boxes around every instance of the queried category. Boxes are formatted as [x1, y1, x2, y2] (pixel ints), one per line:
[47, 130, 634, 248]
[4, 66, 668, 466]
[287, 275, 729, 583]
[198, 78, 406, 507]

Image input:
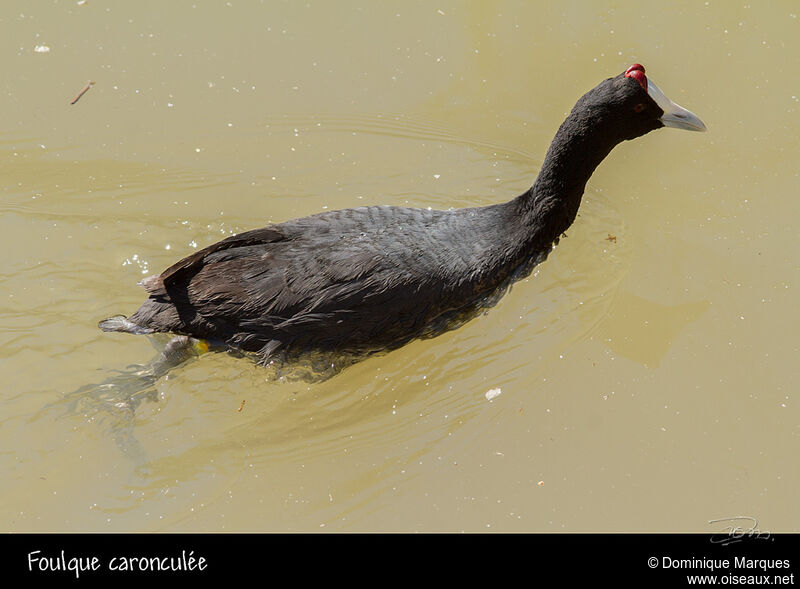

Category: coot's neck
[513, 108, 623, 248]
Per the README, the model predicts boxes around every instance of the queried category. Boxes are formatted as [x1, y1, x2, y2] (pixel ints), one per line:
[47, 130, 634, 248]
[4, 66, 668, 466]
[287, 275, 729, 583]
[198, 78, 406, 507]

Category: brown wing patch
[160, 226, 286, 292]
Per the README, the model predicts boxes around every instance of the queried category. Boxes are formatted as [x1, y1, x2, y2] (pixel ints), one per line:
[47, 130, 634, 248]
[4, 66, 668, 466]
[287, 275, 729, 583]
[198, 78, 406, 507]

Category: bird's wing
[146, 208, 432, 327]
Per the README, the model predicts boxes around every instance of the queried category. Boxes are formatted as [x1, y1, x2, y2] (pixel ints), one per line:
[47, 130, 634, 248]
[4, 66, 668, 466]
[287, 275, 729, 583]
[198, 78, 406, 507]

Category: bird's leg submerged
[150, 335, 211, 378]
[40, 335, 213, 462]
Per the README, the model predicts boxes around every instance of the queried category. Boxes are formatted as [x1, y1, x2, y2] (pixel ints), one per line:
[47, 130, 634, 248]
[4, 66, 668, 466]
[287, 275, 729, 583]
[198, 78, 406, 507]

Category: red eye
[634, 103, 646, 113]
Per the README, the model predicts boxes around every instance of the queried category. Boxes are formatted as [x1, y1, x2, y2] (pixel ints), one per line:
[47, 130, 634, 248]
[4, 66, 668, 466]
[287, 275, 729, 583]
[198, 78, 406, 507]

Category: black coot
[100, 64, 705, 363]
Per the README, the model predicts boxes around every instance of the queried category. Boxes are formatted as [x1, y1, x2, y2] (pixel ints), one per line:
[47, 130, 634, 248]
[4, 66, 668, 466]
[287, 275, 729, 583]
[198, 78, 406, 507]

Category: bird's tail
[98, 314, 154, 335]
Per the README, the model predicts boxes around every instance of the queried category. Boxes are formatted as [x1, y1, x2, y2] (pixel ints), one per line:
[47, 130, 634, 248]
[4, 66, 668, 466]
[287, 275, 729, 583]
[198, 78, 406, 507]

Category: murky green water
[2, 0, 798, 532]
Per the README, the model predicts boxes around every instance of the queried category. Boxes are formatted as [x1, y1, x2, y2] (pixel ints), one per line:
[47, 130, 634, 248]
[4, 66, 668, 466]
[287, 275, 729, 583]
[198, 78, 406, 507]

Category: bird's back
[124, 201, 532, 359]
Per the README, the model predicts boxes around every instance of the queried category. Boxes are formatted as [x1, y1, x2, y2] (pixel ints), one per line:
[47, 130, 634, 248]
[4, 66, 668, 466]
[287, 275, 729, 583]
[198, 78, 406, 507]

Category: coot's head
[573, 64, 706, 142]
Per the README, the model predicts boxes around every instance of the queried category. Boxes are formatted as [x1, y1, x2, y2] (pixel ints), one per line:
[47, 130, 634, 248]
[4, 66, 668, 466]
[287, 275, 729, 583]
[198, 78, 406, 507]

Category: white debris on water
[485, 388, 502, 401]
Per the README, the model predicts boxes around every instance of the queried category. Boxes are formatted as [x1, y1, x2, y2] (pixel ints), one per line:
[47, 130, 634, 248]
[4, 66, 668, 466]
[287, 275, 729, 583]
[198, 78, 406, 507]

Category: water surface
[2, 1, 798, 532]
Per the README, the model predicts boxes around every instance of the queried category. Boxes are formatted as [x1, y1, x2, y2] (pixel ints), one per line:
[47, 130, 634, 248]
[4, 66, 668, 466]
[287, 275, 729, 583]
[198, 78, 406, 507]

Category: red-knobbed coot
[100, 64, 706, 366]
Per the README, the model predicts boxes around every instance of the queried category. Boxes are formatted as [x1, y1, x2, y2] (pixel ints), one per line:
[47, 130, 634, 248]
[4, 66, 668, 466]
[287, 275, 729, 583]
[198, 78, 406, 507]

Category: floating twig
[70, 81, 95, 105]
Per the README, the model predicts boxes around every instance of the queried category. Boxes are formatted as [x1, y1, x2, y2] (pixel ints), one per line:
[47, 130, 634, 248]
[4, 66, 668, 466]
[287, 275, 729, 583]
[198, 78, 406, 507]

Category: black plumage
[100, 65, 705, 363]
